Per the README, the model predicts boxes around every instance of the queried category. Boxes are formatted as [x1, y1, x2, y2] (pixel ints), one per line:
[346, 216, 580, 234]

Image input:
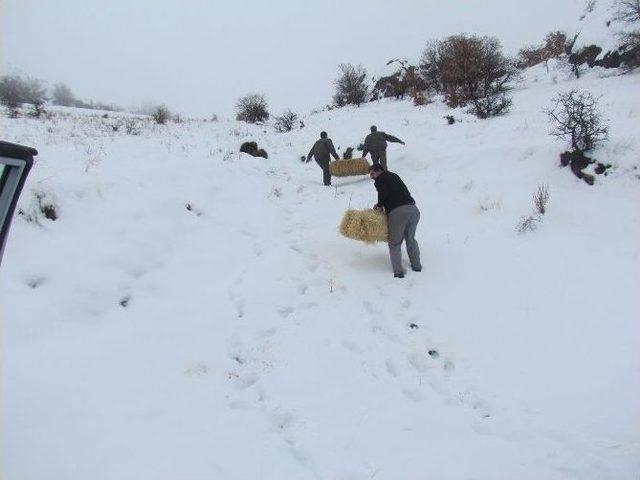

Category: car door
[0, 141, 36, 265]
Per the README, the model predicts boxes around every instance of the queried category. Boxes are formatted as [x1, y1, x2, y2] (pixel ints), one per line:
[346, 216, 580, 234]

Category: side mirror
[0, 141, 36, 266]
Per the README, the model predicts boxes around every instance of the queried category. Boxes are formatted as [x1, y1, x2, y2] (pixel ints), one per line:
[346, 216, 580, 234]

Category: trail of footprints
[363, 292, 493, 420]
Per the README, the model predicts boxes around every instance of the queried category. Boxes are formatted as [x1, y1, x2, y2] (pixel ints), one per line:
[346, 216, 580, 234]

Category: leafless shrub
[333, 63, 368, 107]
[419, 35, 517, 118]
[0, 74, 47, 118]
[152, 105, 170, 124]
[273, 109, 299, 132]
[51, 82, 76, 106]
[124, 118, 142, 135]
[478, 197, 501, 213]
[533, 184, 550, 214]
[516, 213, 542, 234]
[517, 31, 571, 69]
[236, 93, 269, 123]
[546, 90, 608, 152]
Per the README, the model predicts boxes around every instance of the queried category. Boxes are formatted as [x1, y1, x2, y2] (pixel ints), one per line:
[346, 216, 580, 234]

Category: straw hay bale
[339, 209, 388, 244]
[329, 157, 370, 177]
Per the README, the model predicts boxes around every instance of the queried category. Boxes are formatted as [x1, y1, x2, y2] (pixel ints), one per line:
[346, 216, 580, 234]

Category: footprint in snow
[278, 306, 294, 318]
[296, 282, 308, 295]
[385, 359, 399, 377]
[25, 276, 47, 289]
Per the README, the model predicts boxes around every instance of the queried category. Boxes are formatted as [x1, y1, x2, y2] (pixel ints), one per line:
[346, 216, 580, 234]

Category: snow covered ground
[1, 64, 639, 479]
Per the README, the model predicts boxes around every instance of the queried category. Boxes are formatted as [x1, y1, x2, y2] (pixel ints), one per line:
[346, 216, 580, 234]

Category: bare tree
[333, 64, 368, 107]
[546, 90, 609, 152]
[236, 93, 269, 123]
[273, 109, 298, 133]
[0, 74, 47, 117]
[51, 83, 76, 106]
[23, 77, 47, 117]
[0, 75, 26, 117]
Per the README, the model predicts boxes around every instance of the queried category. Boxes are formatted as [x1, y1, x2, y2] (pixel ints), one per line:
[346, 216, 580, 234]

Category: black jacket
[374, 171, 415, 214]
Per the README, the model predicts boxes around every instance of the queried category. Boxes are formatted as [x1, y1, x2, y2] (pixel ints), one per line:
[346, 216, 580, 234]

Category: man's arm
[328, 140, 340, 160]
[384, 133, 405, 145]
[374, 179, 388, 210]
[306, 145, 314, 162]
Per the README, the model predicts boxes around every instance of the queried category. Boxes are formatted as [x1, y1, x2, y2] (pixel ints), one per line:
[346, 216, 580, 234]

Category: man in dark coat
[369, 164, 421, 278]
[306, 131, 340, 186]
[362, 125, 405, 171]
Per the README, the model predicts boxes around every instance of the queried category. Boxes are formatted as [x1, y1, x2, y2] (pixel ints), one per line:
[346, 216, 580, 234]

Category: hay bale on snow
[330, 157, 370, 177]
[339, 209, 388, 244]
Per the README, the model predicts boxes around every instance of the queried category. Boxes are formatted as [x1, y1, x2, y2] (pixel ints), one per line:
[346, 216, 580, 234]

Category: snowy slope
[1, 67, 640, 479]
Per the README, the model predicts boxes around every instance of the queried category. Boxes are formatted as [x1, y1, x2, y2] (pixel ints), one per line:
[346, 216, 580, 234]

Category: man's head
[320, 131, 328, 139]
[370, 125, 377, 133]
[368, 163, 384, 179]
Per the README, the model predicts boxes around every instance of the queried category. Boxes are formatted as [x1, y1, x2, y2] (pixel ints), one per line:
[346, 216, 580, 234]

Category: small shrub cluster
[239, 141, 268, 159]
[517, 31, 572, 69]
[236, 93, 269, 123]
[273, 109, 299, 133]
[516, 184, 550, 234]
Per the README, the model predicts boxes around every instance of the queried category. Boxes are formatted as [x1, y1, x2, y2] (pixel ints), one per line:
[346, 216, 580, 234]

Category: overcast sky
[1, 0, 586, 117]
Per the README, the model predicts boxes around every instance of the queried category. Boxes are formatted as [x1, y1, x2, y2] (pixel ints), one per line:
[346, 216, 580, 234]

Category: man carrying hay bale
[306, 131, 340, 186]
[369, 164, 421, 278]
[362, 125, 405, 171]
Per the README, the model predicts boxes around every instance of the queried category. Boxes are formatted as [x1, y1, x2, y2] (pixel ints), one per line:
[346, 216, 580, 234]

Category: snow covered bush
[516, 213, 542, 234]
[546, 90, 609, 153]
[333, 63, 368, 107]
[419, 35, 517, 118]
[17, 190, 58, 225]
[273, 109, 298, 133]
[236, 93, 269, 123]
[152, 105, 171, 125]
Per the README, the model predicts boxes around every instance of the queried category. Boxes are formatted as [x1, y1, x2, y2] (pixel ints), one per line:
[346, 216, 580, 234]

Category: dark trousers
[316, 159, 331, 185]
[371, 150, 388, 170]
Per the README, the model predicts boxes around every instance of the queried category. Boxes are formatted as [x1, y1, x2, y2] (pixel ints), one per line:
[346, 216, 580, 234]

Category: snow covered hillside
[1, 66, 639, 479]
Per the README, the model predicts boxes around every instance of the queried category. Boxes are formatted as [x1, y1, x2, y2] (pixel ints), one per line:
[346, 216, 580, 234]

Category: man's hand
[400, 141, 406, 145]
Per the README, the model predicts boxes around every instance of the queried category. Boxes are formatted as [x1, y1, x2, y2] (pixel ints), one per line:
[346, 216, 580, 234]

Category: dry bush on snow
[420, 35, 517, 118]
[152, 105, 171, 125]
[517, 31, 572, 69]
[533, 184, 550, 215]
[333, 63, 368, 107]
[516, 213, 542, 234]
[546, 90, 608, 152]
[273, 109, 299, 133]
[236, 93, 269, 123]
[0, 74, 47, 118]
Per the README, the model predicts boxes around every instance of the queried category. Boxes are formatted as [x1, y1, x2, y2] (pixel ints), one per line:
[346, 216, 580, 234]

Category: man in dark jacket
[362, 125, 405, 171]
[369, 164, 421, 278]
[306, 131, 340, 186]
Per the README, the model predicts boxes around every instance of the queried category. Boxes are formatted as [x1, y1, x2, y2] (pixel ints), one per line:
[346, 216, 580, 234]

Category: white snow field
[1, 66, 640, 479]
